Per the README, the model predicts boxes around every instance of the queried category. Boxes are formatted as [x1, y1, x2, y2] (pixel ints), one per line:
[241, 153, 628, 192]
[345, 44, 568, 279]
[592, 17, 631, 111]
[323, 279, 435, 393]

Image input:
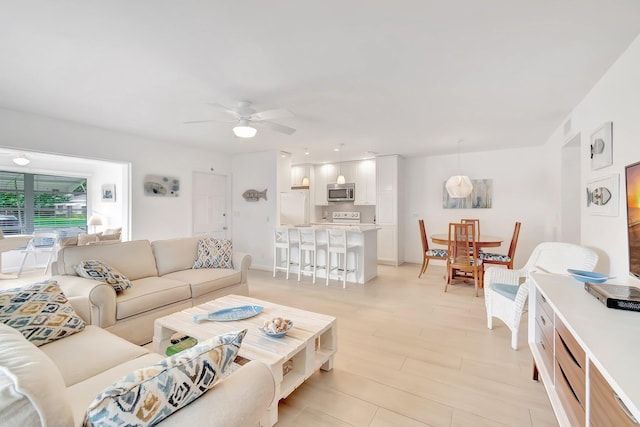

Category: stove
[332, 211, 361, 224]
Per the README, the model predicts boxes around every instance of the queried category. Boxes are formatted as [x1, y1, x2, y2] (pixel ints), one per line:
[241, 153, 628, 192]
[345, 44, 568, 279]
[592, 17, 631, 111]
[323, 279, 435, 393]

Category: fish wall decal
[243, 189, 267, 201]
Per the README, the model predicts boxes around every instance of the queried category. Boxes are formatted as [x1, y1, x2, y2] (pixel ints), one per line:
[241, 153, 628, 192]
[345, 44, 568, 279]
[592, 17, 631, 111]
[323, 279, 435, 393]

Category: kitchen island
[283, 224, 378, 284]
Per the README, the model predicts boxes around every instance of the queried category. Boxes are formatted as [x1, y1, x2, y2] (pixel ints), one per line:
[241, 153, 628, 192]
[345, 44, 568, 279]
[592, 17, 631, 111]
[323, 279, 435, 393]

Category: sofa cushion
[0, 281, 85, 346]
[0, 323, 74, 427]
[162, 269, 242, 298]
[83, 329, 247, 427]
[116, 277, 191, 320]
[152, 236, 201, 276]
[193, 237, 234, 269]
[40, 325, 149, 387]
[56, 240, 159, 280]
[75, 260, 133, 292]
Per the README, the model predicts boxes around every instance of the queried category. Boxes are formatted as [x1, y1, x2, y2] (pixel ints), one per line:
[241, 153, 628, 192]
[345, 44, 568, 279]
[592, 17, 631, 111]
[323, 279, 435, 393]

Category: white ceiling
[1, 1, 639, 164]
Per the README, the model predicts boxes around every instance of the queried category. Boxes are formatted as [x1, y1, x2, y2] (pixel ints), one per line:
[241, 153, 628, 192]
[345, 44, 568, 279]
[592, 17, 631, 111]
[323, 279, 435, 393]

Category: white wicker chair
[484, 242, 599, 350]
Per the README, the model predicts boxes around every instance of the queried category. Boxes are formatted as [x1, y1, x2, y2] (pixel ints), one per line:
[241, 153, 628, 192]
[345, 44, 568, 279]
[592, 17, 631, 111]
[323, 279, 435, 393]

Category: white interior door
[192, 172, 227, 238]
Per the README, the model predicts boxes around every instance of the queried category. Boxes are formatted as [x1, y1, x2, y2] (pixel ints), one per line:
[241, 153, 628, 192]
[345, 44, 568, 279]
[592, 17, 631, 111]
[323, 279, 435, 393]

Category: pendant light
[336, 143, 346, 185]
[445, 140, 473, 198]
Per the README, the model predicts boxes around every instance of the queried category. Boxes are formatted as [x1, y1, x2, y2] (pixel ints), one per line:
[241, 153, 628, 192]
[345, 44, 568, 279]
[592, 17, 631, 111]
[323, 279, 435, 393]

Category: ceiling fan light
[12, 154, 30, 166]
[445, 175, 473, 198]
[233, 125, 257, 138]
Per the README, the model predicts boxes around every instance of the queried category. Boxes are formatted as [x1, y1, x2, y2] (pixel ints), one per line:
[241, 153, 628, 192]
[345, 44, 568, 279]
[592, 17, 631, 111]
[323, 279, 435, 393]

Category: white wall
[544, 34, 640, 278]
[402, 146, 549, 269]
[0, 107, 232, 241]
[231, 150, 278, 271]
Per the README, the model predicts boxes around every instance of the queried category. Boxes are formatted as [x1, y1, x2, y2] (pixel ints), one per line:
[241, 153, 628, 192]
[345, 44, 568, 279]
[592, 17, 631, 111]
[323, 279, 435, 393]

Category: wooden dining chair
[480, 222, 521, 269]
[461, 219, 480, 239]
[418, 219, 448, 278]
[445, 222, 483, 297]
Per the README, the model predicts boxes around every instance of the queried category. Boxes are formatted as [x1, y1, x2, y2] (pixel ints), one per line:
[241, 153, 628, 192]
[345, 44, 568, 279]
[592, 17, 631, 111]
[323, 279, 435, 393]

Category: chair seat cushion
[425, 249, 448, 257]
[449, 256, 483, 266]
[480, 252, 511, 262]
[490, 283, 519, 301]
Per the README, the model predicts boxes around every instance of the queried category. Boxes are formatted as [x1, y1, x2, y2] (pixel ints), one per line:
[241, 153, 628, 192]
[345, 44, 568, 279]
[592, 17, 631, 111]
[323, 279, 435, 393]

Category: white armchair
[484, 242, 599, 350]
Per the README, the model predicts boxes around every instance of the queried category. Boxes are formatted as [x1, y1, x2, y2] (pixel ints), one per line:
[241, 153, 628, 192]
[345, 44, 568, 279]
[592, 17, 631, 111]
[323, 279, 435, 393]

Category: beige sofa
[0, 296, 275, 427]
[51, 236, 251, 345]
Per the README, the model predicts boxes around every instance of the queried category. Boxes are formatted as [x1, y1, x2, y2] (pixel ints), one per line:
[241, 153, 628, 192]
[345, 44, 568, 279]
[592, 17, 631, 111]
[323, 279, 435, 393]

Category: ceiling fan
[184, 101, 296, 138]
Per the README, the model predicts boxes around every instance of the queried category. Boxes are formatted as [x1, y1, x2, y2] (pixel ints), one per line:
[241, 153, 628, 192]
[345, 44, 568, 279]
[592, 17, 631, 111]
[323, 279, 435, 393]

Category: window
[0, 171, 87, 236]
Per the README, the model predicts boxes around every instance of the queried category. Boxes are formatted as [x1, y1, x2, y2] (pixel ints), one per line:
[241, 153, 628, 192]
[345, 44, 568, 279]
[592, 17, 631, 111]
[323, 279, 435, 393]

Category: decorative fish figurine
[586, 186, 611, 206]
[243, 189, 267, 201]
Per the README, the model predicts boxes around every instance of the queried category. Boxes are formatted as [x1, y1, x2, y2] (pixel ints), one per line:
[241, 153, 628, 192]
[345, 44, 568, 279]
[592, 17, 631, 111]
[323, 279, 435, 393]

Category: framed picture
[101, 184, 116, 202]
[442, 178, 493, 209]
[144, 174, 180, 197]
[586, 174, 618, 216]
[590, 122, 613, 170]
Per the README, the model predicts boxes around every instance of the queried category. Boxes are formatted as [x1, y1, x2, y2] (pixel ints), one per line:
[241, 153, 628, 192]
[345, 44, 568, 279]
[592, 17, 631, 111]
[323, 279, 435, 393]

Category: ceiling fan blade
[205, 103, 241, 118]
[251, 108, 293, 122]
[183, 117, 235, 125]
[183, 119, 217, 124]
[261, 121, 297, 135]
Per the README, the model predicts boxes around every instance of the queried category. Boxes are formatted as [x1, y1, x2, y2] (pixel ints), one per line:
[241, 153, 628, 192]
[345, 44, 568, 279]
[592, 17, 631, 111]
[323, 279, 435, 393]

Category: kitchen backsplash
[313, 204, 376, 224]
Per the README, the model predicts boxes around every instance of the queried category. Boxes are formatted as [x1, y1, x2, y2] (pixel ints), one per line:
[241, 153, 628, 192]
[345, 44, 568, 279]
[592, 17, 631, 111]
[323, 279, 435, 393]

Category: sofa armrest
[232, 252, 252, 284]
[66, 295, 91, 324]
[158, 360, 275, 427]
[51, 275, 117, 328]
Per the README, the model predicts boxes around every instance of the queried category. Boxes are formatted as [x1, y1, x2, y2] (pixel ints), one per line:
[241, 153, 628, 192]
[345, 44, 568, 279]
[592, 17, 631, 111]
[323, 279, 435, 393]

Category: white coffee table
[152, 294, 337, 427]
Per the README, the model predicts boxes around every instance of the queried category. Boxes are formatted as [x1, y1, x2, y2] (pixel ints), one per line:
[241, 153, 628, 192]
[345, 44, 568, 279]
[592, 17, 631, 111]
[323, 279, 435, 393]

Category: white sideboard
[529, 273, 640, 426]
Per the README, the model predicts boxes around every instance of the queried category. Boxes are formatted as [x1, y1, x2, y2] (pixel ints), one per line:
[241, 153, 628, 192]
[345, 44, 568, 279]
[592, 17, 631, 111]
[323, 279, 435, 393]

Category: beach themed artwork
[101, 184, 115, 202]
[144, 175, 180, 197]
[443, 179, 493, 209]
[586, 174, 618, 216]
[591, 122, 613, 170]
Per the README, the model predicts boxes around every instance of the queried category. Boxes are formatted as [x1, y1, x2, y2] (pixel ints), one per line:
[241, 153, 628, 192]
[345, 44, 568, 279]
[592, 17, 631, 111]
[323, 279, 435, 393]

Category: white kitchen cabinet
[376, 155, 402, 265]
[376, 225, 396, 264]
[354, 159, 376, 205]
[291, 165, 309, 187]
[314, 163, 338, 205]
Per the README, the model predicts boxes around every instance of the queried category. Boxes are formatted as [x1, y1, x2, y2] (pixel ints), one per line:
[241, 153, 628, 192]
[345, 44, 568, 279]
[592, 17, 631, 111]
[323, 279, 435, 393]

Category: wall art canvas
[101, 184, 115, 202]
[590, 122, 613, 170]
[586, 174, 619, 216]
[144, 175, 180, 197]
[442, 179, 493, 209]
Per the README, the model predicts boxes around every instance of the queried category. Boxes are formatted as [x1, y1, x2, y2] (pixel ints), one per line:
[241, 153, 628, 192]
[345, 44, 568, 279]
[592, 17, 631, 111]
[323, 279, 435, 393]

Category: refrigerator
[279, 190, 309, 226]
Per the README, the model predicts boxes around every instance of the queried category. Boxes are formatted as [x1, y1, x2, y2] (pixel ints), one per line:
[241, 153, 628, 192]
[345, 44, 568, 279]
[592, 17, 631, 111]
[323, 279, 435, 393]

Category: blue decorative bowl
[567, 269, 608, 284]
[259, 321, 293, 338]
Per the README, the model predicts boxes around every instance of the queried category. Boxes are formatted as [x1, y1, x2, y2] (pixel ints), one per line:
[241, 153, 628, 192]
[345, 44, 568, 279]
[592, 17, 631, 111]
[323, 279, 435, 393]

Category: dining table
[430, 234, 504, 249]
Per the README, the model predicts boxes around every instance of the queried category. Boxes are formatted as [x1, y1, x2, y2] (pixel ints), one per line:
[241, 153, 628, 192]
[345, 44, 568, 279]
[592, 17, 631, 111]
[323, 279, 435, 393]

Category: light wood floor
[249, 263, 558, 427]
[5, 264, 558, 426]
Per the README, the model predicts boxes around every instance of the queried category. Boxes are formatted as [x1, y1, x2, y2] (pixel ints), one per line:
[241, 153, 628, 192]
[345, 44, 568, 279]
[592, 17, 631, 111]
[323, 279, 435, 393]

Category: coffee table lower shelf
[152, 294, 337, 427]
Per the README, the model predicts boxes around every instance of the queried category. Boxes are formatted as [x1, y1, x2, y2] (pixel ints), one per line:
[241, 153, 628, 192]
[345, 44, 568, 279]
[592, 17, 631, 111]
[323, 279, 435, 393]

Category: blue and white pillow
[83, 329, 247, 427]
[0, 280, 85, 346]
[193, 238, 234, 269]
[75, 260, 133, 292]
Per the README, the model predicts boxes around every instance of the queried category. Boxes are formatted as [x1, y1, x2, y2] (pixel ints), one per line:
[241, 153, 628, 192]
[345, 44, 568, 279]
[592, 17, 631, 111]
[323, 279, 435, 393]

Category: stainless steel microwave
[327, 183, 355, 202]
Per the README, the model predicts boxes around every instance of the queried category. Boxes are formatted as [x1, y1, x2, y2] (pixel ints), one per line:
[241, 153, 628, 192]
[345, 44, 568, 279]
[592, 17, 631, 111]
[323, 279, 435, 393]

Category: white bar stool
[326, 229, 359, 288]
[298, 228, 326, 284]
[273, 227, 299, 279]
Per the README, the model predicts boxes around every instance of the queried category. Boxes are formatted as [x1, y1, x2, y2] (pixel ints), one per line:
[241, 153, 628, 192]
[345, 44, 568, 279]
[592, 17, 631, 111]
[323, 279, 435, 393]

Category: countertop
[284, 223, 380, 232]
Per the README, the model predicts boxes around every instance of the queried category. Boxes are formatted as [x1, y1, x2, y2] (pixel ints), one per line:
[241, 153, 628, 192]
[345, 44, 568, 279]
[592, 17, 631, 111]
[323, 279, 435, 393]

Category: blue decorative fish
[243, 189, 267, 201]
